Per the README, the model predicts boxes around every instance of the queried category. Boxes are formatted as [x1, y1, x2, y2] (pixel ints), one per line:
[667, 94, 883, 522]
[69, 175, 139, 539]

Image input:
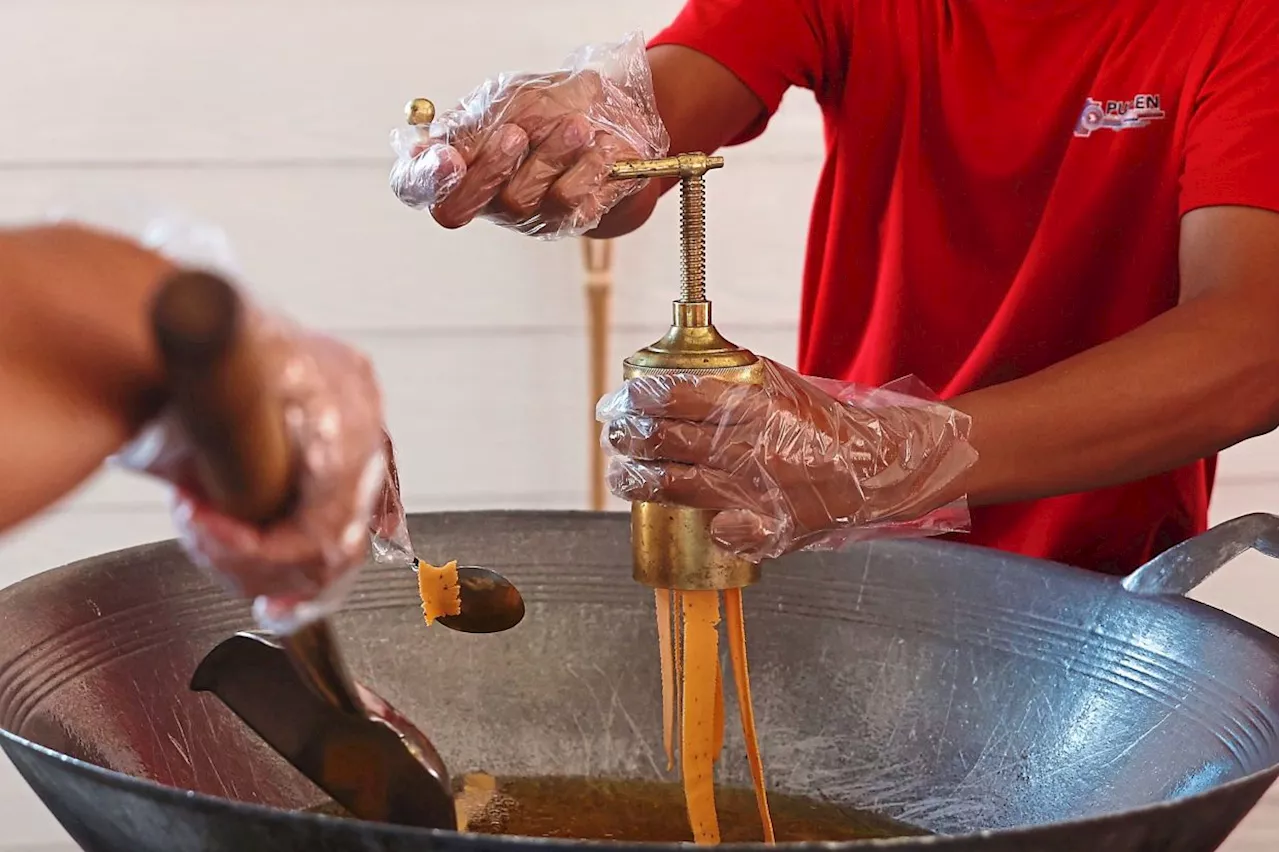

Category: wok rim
[3, 510, 1276, 643]
[2, 724, 1276, 850]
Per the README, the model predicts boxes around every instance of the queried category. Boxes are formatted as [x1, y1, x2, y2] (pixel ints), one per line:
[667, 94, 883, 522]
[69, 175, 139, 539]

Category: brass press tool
[405, 99, 765, 595]
[606, 152, 764, 593]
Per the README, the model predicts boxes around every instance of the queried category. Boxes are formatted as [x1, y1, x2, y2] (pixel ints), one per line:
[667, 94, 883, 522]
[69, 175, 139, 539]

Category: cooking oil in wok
[307, 773, 929, 842]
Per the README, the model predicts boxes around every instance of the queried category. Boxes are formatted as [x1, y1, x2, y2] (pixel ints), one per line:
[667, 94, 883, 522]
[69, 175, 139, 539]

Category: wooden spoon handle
[150, 270, 296, 524]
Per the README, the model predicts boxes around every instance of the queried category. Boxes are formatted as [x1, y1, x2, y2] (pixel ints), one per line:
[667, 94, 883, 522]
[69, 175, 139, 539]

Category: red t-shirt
[652, 0, 1278, 574]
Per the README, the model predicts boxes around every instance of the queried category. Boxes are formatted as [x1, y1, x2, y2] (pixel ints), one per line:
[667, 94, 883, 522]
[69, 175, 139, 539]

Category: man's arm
[955, 0, 1278, 505]
[951, 205, 1278, 506]
[589, 45, 765, 238]
[0, 225, 171, 530]
[595, 0, 842, 237]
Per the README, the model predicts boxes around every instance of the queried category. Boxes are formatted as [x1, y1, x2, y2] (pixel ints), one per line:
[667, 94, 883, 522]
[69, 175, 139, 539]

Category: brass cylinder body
[624, 332, 763, 591]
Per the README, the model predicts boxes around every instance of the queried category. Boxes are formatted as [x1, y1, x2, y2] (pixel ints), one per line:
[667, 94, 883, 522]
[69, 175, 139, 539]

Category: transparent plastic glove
[390, 31, 669, 239]
[62, 204, 408, 634]
[369, 429, 417, 568]
[596, 359, 979, 562]
[119, 305, 391, 633]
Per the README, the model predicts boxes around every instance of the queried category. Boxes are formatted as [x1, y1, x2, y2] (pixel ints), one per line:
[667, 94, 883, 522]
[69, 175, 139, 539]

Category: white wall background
[0, 2, 1274, 849]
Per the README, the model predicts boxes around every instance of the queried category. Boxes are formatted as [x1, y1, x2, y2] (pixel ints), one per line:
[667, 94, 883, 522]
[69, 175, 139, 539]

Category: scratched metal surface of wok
[0, 510, 1274, 852]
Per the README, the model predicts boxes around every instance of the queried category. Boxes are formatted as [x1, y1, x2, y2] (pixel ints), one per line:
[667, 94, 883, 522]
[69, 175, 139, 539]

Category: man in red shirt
[392, 0, 1278, 574]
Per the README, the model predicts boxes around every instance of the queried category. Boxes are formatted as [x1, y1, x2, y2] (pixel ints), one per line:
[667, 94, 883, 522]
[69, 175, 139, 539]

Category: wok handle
[150, 270, 297, 524]
[1121, 513, 1278, 596]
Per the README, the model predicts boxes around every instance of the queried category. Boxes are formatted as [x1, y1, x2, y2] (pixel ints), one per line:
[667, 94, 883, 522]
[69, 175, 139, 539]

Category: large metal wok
[0, 510, 1275, 852]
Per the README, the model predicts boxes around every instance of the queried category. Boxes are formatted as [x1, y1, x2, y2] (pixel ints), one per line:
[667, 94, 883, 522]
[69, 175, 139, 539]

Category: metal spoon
[379, 424, 525, 635]
[438, 565, 526, 634]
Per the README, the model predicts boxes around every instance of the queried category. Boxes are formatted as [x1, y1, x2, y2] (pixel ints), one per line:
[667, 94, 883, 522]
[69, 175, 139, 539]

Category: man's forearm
[0, 225, 168, 404]
[950, 285, 1277, 507]
[0, 225, 172, 529]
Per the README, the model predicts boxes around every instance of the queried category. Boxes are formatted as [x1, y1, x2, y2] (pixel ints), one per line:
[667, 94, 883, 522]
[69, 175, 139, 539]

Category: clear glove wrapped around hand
[119, 306, 394, 633]
[596, 359, 979, 562]
[390, 31, 669, 238]
[70, 205, 413, 634]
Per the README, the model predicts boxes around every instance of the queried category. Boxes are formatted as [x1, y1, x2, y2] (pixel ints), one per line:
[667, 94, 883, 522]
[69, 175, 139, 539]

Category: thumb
[710, 510, 789, 562]
[390, 143, 467, 210]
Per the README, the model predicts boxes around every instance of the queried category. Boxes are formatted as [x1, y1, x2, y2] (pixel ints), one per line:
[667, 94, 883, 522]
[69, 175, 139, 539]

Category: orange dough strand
[656, 589, 677, 772]
[674, 590, 684, 765]
[712, 653, 725, 763]
[725, 587, 774, 843]
[681, 590, 722, 845]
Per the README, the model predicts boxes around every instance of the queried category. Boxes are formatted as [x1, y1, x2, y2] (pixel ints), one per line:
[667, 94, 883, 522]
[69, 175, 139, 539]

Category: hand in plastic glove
[390, 32, 669, 238]
[596, 360, 979, 561]
[39, 204, 415, 633]
[120, 301, 398, 632]
[0, 205, 408, 634]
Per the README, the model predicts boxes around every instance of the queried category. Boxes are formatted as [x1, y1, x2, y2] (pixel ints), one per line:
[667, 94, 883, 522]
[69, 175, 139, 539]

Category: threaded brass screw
[679, 173, 707, 303]
[607, 153, 722, 307]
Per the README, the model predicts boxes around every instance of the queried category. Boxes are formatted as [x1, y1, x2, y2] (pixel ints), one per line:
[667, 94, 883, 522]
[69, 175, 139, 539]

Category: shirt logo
[1073, 94, 1166, 137]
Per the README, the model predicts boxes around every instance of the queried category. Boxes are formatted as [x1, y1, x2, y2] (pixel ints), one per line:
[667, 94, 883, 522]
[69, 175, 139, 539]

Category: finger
[544, 130, 633, 215]
[443, 115, 488, 165]
[451, 73, 565, 164]
[606, 458, 754, 511]
[545, 146, 611, 214]
[431, 124, 528, 229]
[496, 114, 593, 220]
[709, 509, 789, 560]
[176, 495, 258, 557]
[433, 85, 509, 164]
[605, 416, 759, 471]
[178, 493, 317, 567]
[634, 377, 764, 423]
[391, 144, 466, 211]
[597, 375, 769, 425]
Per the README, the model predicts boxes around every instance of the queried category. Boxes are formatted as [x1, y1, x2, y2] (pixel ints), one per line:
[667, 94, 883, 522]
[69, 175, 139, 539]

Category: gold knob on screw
[406, 98, 436, 126]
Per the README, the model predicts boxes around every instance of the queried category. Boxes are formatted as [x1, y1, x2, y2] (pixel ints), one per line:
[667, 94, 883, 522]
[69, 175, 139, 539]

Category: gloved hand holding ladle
[140, 268, 523, 829]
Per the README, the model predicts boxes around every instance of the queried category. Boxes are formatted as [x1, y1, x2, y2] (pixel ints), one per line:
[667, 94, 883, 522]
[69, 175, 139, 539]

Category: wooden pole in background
[582, 238, 613, 511]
